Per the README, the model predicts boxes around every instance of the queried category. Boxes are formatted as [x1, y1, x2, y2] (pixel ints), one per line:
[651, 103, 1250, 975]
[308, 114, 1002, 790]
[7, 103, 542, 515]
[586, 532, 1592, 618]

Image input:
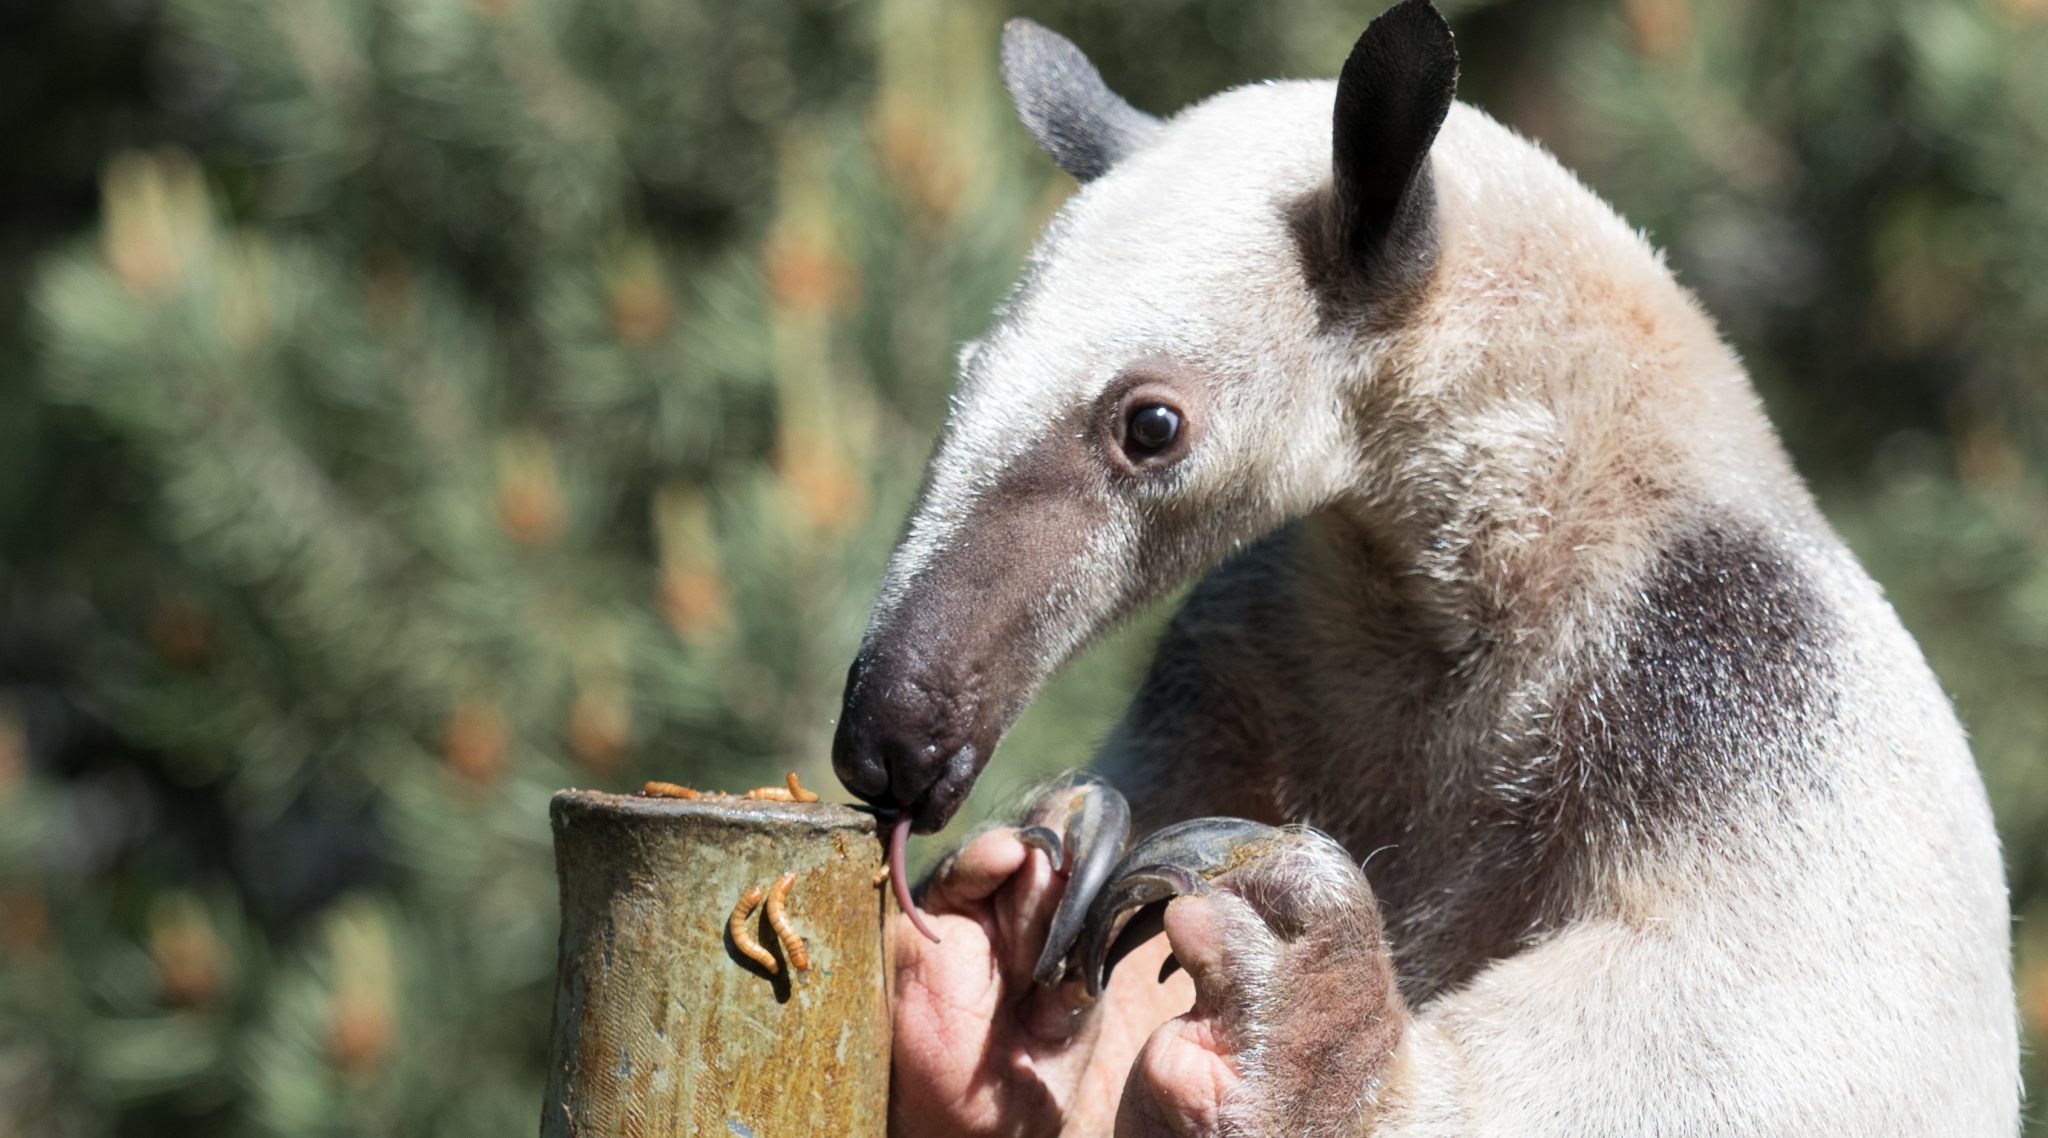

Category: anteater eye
[1125, 403, 1182, 454]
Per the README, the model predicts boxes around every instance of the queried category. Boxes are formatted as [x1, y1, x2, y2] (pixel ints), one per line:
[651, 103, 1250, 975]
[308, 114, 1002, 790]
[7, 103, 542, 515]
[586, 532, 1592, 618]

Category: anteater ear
[1331, 0, 1459, 273]
[1001, 19, 1161, 183]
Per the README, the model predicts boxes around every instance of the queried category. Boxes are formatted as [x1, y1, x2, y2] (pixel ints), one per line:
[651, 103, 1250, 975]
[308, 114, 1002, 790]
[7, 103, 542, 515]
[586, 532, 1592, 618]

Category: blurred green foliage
[0, 0, 2043, 1133]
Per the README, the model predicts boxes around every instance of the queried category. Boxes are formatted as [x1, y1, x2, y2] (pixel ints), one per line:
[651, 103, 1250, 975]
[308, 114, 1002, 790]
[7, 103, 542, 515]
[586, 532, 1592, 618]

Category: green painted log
[540, 789, 890, 1137]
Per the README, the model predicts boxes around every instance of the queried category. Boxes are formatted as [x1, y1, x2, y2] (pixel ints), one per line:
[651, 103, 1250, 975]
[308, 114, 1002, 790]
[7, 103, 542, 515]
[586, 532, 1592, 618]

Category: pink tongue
[891, 814, 942, 944]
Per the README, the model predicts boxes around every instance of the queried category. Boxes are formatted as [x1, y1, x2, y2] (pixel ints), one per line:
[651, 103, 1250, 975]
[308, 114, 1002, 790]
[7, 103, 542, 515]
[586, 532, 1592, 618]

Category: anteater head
[833, 1, 1463, 831]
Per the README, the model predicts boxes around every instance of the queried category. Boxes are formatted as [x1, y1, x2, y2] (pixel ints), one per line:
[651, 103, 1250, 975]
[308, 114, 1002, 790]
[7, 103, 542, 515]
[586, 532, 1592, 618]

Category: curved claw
[1074, 816, 1286, 997]
[1019, 773, 1131, 987]
[1016, 825, 1065, 871]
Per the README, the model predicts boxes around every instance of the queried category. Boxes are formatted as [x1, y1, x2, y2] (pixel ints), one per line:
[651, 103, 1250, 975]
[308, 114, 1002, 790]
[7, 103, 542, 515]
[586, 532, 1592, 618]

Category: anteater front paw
[1083, 821, 1408, 1138]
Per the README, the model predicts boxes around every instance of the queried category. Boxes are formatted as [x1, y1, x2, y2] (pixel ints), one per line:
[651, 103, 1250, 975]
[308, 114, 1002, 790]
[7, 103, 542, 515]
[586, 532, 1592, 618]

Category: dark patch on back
[1385, 518, 1841, 998]
[1548, 520, 1839, 835]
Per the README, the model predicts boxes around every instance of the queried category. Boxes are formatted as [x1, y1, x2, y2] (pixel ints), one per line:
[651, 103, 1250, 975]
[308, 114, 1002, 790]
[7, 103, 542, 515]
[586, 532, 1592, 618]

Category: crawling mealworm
[728, 885, 777, 973]
[641, 780, 701, 799]
[766, 871, 808, 971]
[743, 771, 820, 802]
[871, 865, 891, 887]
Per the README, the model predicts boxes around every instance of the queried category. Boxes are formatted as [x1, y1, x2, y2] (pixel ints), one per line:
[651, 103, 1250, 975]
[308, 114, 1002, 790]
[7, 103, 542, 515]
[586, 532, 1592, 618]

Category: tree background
[1, 0, 2044, 1132]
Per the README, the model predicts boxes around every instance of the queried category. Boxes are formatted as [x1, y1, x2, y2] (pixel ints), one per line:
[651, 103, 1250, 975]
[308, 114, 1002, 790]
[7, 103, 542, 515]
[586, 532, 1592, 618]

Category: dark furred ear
[1332, 0, 1459, 273]
[1001, 19, 1161, 183]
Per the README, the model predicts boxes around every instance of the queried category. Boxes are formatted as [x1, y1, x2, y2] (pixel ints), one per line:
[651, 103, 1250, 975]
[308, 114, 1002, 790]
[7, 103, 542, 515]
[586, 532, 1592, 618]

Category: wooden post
[540, 789, 890, 1137]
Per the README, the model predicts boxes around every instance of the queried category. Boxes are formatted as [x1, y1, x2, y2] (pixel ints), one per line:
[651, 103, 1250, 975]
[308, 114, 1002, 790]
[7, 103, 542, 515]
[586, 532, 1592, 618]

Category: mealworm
[871, 865, 891, 887]
[728, 886, 777, 973]
[766, 871, 808, 971]
[641, 780, 701, 799]
[744, 771, 820, 802]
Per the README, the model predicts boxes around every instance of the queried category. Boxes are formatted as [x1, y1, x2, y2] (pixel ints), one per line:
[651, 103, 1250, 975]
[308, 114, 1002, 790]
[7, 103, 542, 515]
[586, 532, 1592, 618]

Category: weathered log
[540, 789, 889, 1137]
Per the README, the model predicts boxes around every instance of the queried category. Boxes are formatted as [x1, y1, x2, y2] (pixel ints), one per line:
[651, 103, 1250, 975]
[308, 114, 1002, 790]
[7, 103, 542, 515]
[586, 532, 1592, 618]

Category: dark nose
[831, 651, 987, 833]
[830, 714, 894, 808]
[831, 653, 942, 810]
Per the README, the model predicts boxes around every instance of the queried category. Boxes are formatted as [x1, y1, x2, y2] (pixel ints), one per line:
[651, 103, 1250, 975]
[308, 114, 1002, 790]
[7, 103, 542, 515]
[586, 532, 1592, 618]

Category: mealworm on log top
[743, 771, 820, 802]
[728, 885, 777, 973]
[640, 780, 701, 799]
[766, 871, 808, 971]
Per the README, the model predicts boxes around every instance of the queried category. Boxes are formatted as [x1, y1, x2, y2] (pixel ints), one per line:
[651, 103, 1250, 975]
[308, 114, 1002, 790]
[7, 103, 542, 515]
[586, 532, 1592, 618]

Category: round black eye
[1125, 403, 1182, 453]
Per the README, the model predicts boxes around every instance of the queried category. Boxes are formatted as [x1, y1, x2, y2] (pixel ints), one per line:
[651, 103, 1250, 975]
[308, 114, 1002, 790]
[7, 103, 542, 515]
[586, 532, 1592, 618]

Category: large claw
[1073, 816, 1289, 998]
[1014, 772, 1131, 987]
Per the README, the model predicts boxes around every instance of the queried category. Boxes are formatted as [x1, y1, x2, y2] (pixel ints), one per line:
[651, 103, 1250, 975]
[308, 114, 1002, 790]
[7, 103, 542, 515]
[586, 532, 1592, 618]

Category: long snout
[833, 426, 1116, 830]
